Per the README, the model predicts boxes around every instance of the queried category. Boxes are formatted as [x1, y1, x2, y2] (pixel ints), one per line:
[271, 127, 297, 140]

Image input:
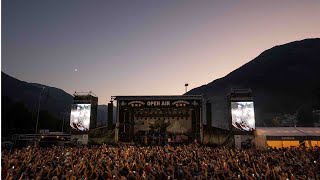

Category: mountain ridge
[1, 72, 111, 136]
[187, 38, 320, 128]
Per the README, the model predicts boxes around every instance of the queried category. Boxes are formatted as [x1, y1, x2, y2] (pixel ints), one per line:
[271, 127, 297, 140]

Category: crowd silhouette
[2, 144, 320, 180]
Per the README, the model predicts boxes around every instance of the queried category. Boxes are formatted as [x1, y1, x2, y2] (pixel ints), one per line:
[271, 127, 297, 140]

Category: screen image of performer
[70, 104, 91, 131]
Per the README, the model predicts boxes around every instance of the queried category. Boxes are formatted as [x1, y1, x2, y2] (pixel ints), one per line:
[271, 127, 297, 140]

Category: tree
[271, 117, 281, 127]
[297, 103, 314, 127]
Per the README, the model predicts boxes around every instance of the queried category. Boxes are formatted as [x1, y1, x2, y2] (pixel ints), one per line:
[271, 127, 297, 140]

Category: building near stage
[255, 127, 320, 148]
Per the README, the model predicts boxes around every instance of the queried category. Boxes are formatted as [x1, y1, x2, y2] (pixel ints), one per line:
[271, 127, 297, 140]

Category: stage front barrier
[202, 133, 229, 145]
[71, 134, 89, 145]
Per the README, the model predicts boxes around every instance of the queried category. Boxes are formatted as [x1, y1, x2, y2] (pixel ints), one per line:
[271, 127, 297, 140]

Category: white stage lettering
[147, 101, 170, 106]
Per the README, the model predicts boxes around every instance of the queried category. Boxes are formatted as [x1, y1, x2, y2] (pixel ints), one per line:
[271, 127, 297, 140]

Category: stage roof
[256, 127, 320, 136]
[113, 95, 204, 101]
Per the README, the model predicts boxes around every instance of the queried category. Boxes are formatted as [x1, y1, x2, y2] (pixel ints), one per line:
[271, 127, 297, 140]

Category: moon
[74, 69, 78, 72]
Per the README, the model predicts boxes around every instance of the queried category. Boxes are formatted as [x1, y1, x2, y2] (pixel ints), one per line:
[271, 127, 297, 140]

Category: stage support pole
[200, 97, 207, 144]
[200, 107, 203, 144]
[114, 100, 120, 143]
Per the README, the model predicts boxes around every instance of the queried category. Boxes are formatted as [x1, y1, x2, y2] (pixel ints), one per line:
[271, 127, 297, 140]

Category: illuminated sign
[124, 100, 197, 107]
[146, 101, 170, 106]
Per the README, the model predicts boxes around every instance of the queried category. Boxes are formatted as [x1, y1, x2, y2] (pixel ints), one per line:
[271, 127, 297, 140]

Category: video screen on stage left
[231, 101, 255, 131]
[70, 104, 91, 131]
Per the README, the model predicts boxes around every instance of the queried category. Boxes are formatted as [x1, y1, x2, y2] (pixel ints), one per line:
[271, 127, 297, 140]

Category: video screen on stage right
[231, 101, 255, 131]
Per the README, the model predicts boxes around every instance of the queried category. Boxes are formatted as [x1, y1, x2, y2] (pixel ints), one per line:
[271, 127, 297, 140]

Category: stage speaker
[108, 102, 114, 129]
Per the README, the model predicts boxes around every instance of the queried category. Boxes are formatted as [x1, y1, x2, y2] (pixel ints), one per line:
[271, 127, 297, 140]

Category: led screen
[70, 104, 91, 131]
[231, 101, 255, 131]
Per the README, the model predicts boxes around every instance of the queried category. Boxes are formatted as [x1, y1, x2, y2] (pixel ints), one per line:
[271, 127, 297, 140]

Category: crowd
[2, 144, 320, 180]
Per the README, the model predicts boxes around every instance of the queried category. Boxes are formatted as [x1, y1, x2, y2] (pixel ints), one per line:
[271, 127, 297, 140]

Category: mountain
[1, 72, 113, 136]
[2, 72, 73, 118]
[186, 38, 320, 128]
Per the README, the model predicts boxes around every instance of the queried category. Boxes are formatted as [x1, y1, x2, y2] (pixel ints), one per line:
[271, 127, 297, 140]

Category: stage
[112, 95, 206, 144]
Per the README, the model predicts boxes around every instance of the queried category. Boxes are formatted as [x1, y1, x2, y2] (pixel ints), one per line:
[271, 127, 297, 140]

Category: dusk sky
[2, 0, 320, 104]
